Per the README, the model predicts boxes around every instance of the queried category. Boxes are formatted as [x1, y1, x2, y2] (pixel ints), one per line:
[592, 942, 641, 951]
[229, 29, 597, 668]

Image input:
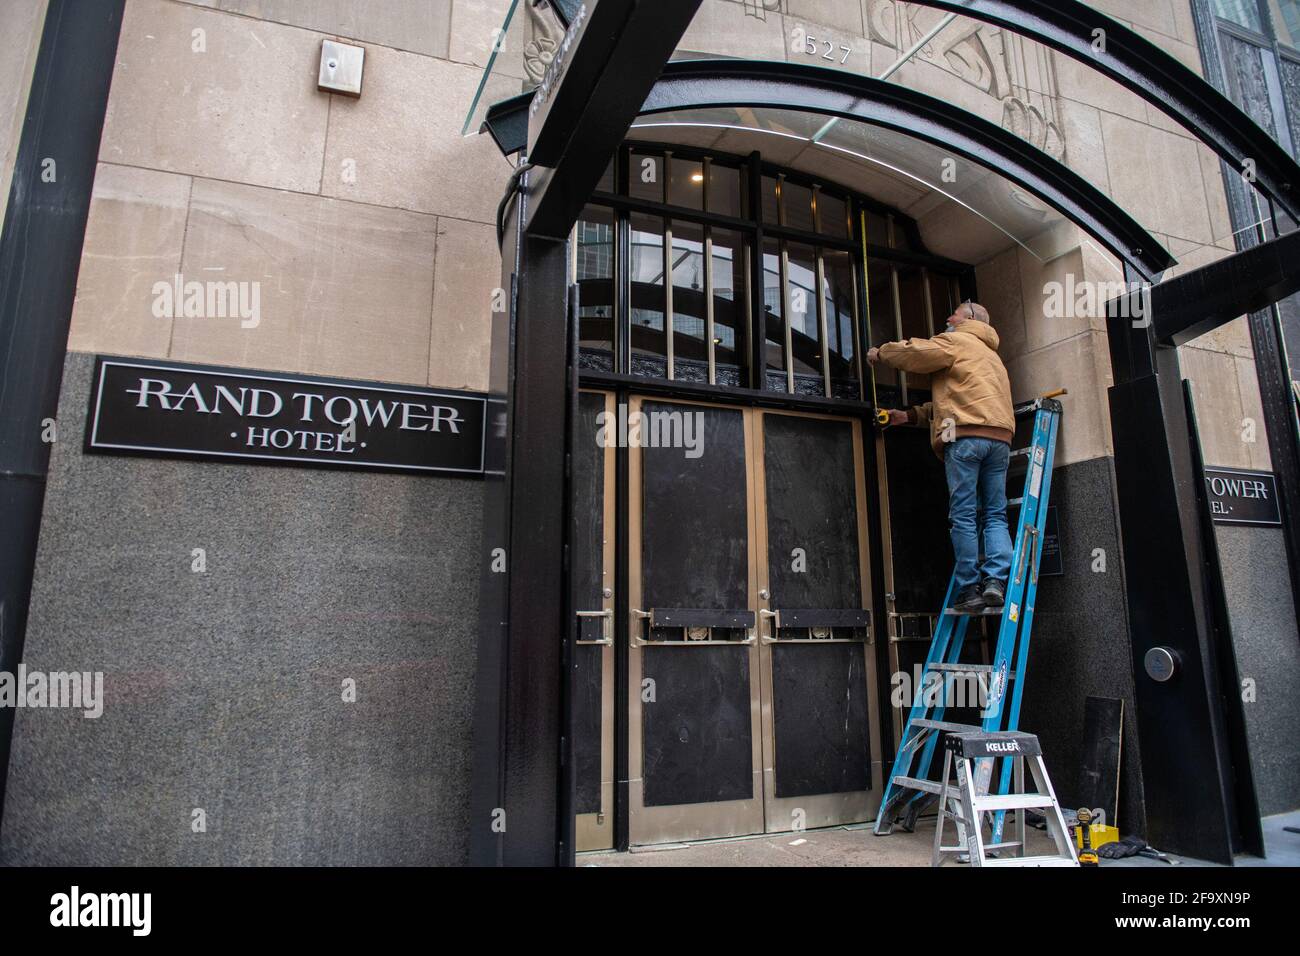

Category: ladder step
[1008, 497, 1024, 506]
[972, 794, 1056, 811]
[890, 775, 947, 796]
[980, 855, 1078, 867]
[929, 662, 992, 674]
[912, 719, 982, 734]
[943, 607, 1003, 616]
[938, 840, 1023, 853]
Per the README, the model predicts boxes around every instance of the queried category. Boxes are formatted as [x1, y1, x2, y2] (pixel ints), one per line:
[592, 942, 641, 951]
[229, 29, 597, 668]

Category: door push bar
[575, 608, 613, 646]
[629, 607, 757, 647]
[759, 608, 874, 645]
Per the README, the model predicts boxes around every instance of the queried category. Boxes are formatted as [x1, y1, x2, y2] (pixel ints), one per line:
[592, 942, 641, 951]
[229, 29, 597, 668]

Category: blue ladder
[874, 396, 1062, 840]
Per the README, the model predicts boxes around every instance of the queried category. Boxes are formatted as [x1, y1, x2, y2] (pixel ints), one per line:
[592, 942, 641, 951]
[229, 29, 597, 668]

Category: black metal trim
[588, 188, 969, 272]
[578, 369, 877, 416]
[1183, 381, 1265, 858]
[918, 0, 1300, 223]
[481, 91, 532, 158]
[642, 59, 1173, 280]
[470, 164, 573, 866]
[0, 0, 125, 828]
[1149, 228, 1300, 345]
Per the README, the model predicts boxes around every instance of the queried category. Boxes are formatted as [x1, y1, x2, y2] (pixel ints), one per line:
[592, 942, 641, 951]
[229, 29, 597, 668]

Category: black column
[1106, 309, 1243, 865]
[470, 164, 573, 866]
[0, 0, 125, 824]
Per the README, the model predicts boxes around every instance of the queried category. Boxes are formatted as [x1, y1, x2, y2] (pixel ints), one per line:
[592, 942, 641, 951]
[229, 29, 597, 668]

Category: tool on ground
[1076, 807, 1100, 866]
[1070, 807, 1119, 852]
[931, 730, 1078, 867]
[875, 395, 1063, 841]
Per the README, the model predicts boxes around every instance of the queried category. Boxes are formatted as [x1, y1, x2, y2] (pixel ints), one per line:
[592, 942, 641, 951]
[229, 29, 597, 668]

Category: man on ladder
[868, 300, 1015, 612]
[867, 301, 1074, 864]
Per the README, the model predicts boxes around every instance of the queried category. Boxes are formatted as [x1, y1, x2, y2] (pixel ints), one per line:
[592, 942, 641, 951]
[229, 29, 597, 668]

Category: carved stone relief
[866, 0, 1066, 161]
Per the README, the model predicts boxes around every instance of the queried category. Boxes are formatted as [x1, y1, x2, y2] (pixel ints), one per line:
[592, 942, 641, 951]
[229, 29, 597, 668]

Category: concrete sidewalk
[582, 810, 1300, 867]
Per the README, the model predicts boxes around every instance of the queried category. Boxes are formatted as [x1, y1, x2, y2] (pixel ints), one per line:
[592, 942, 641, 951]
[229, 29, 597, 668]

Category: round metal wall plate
[1144, 646, 1177, 682]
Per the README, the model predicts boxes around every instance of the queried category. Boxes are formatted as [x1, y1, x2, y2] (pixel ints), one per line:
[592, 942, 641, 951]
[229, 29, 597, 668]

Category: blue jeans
[944, 437, 1013, 589]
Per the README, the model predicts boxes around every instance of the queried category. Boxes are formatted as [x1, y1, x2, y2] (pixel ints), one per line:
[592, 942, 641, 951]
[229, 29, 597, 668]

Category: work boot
[953, 584, 984, 612]
[982, 578, 1007, 607]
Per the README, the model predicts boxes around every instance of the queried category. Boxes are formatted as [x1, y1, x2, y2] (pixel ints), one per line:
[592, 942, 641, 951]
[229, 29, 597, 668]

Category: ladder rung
[911, 719, 982, 734]
[972, 794, 1056, 811]
[1008, 497, 1024, 506]
[938, 840, 1023, 853]
[943, 607, 1003, 616]
[1009, 447, 1032, 457]
[891, 775, 948, 796]
[980, 856, 1077, 867]
[929, 662, 992, 674]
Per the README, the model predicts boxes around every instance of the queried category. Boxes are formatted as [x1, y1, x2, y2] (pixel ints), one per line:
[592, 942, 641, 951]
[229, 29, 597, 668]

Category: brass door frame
[753, 409, 883, 833]
[626, 394, 765, 845]
[576, 390, 617, 852]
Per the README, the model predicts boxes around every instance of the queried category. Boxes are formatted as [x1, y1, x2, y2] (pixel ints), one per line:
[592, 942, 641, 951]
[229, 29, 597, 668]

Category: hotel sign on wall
[1203, 467, 1281, 526]
[85, 358, 486, 476]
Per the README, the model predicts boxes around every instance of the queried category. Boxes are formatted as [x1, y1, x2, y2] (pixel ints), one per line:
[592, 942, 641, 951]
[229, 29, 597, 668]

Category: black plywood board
[772, 642, 871, 797]
[884, 428, 953, 612]
[573, 393, 607, 813]
[641, 402, 749, 611]
[574, 392, 606, 640]
[763, 415, 861, 610]
[574, 643, 604, 813]
[1078, 696, 1124, 826]
[642, 645, 753, 807]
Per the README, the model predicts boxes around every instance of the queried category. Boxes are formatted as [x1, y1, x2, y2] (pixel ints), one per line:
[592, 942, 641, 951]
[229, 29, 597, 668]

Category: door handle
[576, 608, 613, 645]
[630, 608, 756, 647]
[630, 608, 651, 647]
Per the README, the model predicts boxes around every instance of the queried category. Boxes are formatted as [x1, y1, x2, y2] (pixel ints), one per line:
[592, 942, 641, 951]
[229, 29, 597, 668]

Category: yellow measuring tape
[859, 210, 889, 427]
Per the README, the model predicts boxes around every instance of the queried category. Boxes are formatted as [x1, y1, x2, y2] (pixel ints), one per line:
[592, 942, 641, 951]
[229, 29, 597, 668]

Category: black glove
[1097, 835, 1147, 859]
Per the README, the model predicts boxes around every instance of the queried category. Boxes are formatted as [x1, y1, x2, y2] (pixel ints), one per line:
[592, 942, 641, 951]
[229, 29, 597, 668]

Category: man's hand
[867, 346, 881, 365]
[883, 409, 908, 426]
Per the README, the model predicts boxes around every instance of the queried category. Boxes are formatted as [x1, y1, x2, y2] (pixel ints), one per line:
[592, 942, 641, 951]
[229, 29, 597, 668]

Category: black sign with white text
[86, 358, 486, 476]
[1204, 467, 1281, 526]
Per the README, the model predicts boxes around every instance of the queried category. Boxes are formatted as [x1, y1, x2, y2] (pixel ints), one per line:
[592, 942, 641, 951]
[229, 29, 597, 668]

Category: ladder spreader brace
[874, 396, 1063, 842]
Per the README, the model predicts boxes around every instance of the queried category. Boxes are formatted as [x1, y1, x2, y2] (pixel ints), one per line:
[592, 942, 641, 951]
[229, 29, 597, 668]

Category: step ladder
[874, 396, 1062, 840]
[932, 730, 1078, 867]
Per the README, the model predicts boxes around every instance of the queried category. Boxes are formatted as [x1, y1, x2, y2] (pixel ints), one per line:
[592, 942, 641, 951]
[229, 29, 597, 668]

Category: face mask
[945, 323, 956, 333]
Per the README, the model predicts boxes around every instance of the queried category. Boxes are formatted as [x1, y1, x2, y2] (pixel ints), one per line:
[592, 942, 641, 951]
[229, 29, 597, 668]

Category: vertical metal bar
[776, 174, 794, 393]
[816, 252, 831, 396]
[781, 243, 794, 394]
[921, 266, 935, 336]
[569, 221, 579, 284]
[663, 151, 675, 380]
[886, 214, 909, 403]
[664, 218, 675, 380]
[705, 227, 716, 385]
[890, 265, 906, 403]
[748, 151, 766, 390]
